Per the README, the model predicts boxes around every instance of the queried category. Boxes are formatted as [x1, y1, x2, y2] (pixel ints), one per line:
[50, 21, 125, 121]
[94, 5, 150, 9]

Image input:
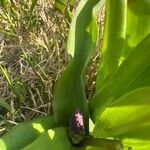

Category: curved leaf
[22, 127, 82, 150]
[96, 0, 150, 91]
[67, 0, 99, 59]
[0, 116, 56, 150]
[92, 87, 150, 139]
[90, 34, 150, 122]
[126, 0, 150, 51]
[96, 0, 127, 90]
[53, 0, 100, 132]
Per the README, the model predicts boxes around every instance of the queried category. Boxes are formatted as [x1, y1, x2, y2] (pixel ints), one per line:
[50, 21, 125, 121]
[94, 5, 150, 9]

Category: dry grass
[0, 0, 70, 135]
[0, 0, 105, 135]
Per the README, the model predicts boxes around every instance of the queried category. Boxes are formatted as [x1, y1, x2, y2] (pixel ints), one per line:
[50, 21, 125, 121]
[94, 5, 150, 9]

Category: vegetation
[0, 0, 69, 133]
[0, 0, 150, 150]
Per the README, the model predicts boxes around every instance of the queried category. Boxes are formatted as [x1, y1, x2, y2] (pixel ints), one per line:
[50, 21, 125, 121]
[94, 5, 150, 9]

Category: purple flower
[69, 109, 85, 134]
[69, 109, 85, 144]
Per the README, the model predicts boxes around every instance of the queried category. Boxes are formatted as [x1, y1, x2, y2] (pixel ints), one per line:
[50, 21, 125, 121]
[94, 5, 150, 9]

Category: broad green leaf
[122, 138, 150, 150]
[125, 0, 150, 54]
[120, 121, 150, 140]
[92, 87, 150, 139]
[96, 0, 150, 91]
[21, 127, 121, 150]
[119, 0, 150, 68]
[0, 116, 56, 150]
[21, 127, 82, 150]
[53, 0, 100, 132]
[96, 0, 127, 90]
[90, 34, 150, 122]
[0, 98, 11, 111]
[67, 0, 99, 59]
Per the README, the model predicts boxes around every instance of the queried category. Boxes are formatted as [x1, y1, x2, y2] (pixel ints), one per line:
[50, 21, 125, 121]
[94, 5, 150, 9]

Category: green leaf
[21, 127, 82, 150]
[0, 97, 11, 111]
[125, 0, 150, 53]
[67, 0, 99, 58]
[122, 138, 150, 150]
[96, 0, 150, 91]
[90, 32, 150, 123]
[92, 87, 150, 139]
[0, 65, 12, 87]
[53, 0, 100, 132]
[0, 116, 56, 150]
[89, 1, 150, 149]
[96, 0, 127, 90]
[120, 121, 150, 140]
